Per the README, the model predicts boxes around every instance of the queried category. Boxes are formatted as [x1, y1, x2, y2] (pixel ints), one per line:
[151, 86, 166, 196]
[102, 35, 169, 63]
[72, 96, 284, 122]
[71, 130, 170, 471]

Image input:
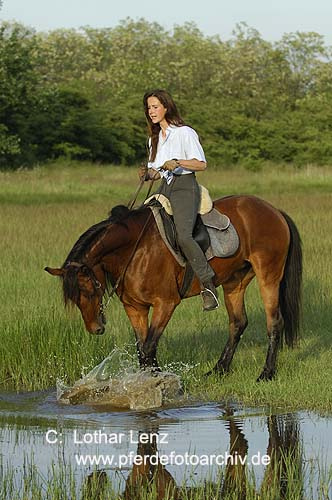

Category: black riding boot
[201, 280, 219, 311]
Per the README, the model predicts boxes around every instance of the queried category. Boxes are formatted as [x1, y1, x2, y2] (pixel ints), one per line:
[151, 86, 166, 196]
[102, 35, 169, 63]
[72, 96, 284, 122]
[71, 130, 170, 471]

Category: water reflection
[0, 393, 330, 499]
[261, 414, 302, 498]
[79, 410, 303, 499]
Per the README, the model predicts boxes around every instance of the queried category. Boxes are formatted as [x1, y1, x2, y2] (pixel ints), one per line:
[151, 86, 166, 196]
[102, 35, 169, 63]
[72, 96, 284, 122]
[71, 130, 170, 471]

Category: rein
[128, 178, 155, 210]
[101, 207, 154, 311]
[105, 177, 155, 307]
[69, 209, 154, 316]
[68, 177, 157, 314]
[111, 174, 172, 309]
[127, 179, 145, 210]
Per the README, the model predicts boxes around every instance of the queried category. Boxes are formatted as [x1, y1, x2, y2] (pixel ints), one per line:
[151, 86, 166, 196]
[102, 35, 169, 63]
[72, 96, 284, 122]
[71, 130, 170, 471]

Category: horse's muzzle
[87, 321, 105, 335]
[91, 324, 105, 335]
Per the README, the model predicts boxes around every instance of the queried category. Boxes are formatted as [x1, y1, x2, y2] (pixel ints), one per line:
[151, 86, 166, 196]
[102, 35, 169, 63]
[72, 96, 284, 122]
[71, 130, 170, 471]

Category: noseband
[65, 209, 152, 316]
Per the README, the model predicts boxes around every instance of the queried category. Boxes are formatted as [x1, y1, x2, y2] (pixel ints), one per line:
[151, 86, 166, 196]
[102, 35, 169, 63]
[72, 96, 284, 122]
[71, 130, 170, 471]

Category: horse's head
[45, 262, 106, 335]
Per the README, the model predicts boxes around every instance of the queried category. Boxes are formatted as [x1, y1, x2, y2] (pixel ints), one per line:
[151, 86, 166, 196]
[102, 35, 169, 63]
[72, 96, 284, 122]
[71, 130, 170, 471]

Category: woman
[139, 89, 219, 311]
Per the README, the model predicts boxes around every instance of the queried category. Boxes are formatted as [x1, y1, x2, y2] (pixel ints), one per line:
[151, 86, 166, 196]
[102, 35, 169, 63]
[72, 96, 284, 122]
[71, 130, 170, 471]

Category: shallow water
[0, 389, 331, 498]
[57, 352, 182, 409]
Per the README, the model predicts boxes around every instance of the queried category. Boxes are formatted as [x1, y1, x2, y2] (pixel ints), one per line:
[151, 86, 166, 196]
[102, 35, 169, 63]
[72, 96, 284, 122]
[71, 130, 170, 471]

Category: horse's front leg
[123, 304, 152, 368]
[124, 301, 177, 370]
[142, 301, 177, 369]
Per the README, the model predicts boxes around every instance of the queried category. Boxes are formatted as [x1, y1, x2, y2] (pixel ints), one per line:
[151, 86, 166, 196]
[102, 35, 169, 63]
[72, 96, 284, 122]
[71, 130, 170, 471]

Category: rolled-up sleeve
[183, 127, 206, 162]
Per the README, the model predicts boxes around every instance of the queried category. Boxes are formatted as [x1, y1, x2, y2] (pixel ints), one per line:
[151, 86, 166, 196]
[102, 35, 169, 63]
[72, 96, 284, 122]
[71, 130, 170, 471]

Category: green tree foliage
[0, 22, 39, 166]
[1, 18, 332, 169]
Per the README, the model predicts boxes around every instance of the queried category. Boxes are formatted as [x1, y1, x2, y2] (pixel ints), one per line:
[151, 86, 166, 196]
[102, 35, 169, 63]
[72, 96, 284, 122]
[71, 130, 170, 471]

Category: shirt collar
[159, 123, 177, 142]
[167, 124, 178, 131]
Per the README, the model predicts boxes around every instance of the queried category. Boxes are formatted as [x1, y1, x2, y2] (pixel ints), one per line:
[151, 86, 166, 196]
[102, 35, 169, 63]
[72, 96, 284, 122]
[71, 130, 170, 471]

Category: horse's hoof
[140, 364, 161, 374]
[205, 367, 226, 378]
[256, 371, 274, 382]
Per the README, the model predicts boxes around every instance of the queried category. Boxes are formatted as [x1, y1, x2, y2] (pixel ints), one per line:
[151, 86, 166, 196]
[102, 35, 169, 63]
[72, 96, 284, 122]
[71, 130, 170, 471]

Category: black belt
[173, 172, 195, 177]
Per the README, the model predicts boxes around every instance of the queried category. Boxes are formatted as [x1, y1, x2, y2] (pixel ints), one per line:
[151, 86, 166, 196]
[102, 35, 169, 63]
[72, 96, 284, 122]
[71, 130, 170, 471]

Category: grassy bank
[0, 162, 331, 412]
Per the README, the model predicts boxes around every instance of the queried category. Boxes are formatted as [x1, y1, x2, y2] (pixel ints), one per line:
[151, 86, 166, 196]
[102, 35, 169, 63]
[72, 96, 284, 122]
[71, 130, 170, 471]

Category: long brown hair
[143, 89, 185, 162]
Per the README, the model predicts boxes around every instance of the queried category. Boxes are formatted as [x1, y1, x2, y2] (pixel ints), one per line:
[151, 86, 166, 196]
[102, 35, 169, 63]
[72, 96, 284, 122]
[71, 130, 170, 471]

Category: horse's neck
[85, 217, 147, 275]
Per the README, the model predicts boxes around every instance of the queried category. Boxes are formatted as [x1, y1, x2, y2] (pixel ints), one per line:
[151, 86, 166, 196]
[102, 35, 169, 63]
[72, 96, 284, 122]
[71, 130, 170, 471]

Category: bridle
[65, 178, 157, 318]
[65, 261, 113, 318]
[64, 209, 150, 318]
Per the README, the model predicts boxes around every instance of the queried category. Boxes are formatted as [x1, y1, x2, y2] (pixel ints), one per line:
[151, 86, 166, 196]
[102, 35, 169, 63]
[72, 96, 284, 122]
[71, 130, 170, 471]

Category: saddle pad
[145, 184, 213, 215]
[205, 224, 239, 260]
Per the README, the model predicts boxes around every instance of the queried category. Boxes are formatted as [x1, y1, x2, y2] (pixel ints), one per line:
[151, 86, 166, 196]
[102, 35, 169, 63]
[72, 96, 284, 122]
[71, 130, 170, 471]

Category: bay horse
[45, 195, 302, 381]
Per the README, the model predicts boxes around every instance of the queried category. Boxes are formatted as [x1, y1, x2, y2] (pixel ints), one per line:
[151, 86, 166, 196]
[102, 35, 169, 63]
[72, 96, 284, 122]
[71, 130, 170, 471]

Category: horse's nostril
[95, 325, 105, 335]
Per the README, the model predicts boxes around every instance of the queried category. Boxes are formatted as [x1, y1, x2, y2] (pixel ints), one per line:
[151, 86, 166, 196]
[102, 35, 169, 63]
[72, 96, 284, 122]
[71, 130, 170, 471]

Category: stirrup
[201, 287, 219, 311]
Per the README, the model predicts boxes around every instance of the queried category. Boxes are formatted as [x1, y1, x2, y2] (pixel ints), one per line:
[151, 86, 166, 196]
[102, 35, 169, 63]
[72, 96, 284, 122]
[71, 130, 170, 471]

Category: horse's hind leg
[256, 279, 284, 381]
[207, 270, 253, 376]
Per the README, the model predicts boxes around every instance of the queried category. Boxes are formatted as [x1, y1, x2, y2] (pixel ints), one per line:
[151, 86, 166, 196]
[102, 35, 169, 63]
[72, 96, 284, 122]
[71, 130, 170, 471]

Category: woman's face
[147, 96, 167, 126]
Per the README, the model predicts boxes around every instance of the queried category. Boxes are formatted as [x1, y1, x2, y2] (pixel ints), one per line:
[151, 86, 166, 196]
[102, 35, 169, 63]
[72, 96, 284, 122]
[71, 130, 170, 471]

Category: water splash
[57, 348, 182, 410]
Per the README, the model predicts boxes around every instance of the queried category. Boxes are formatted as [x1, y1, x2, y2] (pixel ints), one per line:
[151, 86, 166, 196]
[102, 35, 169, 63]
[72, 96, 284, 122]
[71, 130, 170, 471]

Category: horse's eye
[80, 290, 95, 300]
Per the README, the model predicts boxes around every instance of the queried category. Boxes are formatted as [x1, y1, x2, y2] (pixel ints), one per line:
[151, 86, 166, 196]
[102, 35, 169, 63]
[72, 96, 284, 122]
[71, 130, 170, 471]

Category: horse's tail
[279, 211, 303, 347]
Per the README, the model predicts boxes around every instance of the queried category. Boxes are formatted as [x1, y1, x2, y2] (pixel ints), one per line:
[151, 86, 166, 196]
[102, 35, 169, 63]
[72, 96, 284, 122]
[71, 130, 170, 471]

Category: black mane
[63, 219, 111, 266]
[61, 218, 110, 305]
[61, 204, 148, 305]
[108, 204, 147, 224]
[108, 204, 131, 224]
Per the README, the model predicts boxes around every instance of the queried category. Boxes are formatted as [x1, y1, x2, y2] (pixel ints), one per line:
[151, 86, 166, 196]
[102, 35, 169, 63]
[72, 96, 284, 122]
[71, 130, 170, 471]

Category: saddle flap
[201, 208, 230, 231]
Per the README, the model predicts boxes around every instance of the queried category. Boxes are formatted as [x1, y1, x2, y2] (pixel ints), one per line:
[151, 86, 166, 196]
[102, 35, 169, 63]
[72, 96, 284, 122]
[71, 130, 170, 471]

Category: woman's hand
[162, 159, 179, 171]
[138, 164, 161, 181]
[138, 164, 148, 181]
[149, 169, 161, 180]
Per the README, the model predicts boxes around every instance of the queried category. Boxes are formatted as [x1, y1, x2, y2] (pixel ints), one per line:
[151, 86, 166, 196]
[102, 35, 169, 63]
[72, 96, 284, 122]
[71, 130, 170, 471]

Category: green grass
[0, 161, 332, 413]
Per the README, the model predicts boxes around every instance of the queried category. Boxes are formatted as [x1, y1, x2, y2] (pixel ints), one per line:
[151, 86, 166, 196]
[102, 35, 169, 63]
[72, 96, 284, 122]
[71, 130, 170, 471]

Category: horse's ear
[44, 266, 64, 277]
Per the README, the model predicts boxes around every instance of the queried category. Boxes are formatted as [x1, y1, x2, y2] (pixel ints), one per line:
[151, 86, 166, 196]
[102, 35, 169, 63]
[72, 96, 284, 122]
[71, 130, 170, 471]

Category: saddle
[144, 189, 239, 297]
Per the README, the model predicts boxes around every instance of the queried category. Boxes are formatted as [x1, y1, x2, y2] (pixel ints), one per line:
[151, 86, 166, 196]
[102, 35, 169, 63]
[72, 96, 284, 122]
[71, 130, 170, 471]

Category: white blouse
[148, 124, 206, 184]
